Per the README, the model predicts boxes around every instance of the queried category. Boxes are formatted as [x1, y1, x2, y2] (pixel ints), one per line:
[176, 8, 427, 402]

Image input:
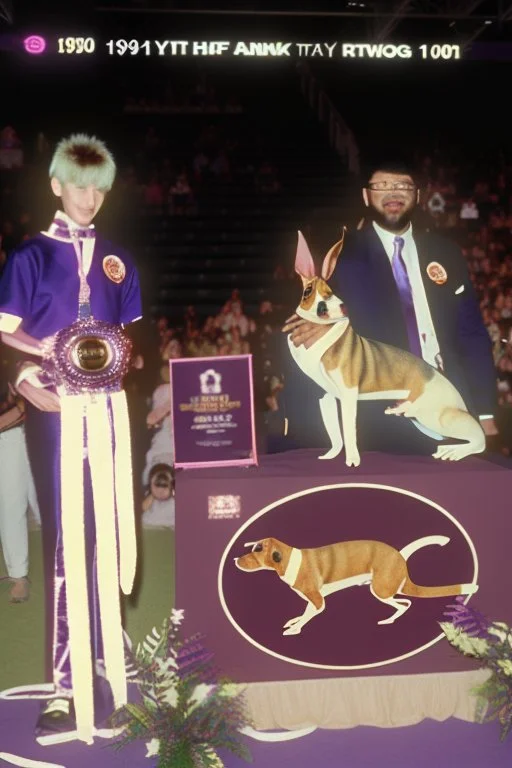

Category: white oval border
[217, 482, 478, 671]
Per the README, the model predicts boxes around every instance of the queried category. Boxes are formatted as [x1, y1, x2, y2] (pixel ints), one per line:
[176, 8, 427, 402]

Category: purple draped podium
[176, 449, 512, 684]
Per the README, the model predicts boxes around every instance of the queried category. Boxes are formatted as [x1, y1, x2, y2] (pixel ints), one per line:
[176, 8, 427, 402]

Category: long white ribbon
[60, 393, 94, 745]
[239, 725, 318, 741]
[86, 394, 128, 713]
[56, 390, 134, 744]
[110, 391, 137, 595]
[0, 684, 55, 701]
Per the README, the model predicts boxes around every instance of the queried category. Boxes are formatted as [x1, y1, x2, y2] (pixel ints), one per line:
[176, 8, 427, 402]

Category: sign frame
[169, 354, 258, 469]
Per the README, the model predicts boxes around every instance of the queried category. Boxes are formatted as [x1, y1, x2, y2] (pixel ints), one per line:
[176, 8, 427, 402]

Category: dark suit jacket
[269, 225, 497, 455]
[333, 226, 496, 415]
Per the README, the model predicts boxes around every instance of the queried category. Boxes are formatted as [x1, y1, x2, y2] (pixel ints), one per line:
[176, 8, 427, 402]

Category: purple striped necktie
[51, 216, 94, 318]
[52, 216, 96, 240]
[391, 236, 422, 358]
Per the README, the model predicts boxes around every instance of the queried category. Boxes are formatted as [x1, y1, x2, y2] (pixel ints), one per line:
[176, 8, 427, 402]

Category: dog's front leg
[283, 590, 325, 635]
[340, 388, 360, 467]
[318, 393, 343, 459]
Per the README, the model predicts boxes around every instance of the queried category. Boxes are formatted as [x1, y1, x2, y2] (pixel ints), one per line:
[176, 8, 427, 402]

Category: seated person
[143, 364, 173, 480]
[142, 463, 175, 528]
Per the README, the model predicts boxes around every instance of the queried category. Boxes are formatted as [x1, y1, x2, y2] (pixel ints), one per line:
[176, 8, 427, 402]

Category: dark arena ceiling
[2, 1, 512, 45]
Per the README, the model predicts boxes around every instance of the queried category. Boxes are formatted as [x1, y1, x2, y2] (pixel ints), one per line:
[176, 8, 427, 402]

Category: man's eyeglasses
[367, 182, 416, 191]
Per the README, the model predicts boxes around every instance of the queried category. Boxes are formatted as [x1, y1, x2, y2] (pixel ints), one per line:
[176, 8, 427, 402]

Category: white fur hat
[49, 133, 116, 191]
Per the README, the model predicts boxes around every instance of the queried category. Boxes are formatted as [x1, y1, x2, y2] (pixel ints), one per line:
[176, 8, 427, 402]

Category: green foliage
[110, 609, 253, 767]
[441, 603, 512, 743]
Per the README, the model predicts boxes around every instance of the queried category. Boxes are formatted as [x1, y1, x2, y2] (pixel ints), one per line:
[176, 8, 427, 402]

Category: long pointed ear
[295, 231, 316, 280]
[321, 227, 346, 281]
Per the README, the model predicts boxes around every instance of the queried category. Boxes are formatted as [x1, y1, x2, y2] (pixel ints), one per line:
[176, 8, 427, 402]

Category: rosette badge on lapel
[426, 261, 448, 285]
[103, 255, 126, 284]
[42, 319, 132, 395]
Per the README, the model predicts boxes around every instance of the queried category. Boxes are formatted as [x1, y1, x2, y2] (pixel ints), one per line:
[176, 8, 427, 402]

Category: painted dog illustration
[235, 535, 477, 635]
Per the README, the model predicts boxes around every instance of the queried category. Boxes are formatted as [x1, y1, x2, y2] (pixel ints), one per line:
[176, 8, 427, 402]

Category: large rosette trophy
[39, 314, 137, 745]
[41, 317, 132, 394]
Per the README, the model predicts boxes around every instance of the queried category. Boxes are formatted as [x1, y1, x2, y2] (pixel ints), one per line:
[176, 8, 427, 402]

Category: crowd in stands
[117, 122, 281, 221]
[417, 151, 512, 409]
[123, 69, 244, 116]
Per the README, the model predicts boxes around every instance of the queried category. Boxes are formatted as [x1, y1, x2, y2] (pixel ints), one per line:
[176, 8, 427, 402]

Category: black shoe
[36, 697, 76, 735]
[93, 674, 115, 729]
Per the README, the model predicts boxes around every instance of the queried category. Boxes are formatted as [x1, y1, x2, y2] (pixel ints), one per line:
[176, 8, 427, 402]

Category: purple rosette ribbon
[41, 318, 132, 395]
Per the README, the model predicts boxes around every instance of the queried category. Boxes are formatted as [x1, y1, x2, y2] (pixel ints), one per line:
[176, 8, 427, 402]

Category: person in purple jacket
[0, 134, 142, 744]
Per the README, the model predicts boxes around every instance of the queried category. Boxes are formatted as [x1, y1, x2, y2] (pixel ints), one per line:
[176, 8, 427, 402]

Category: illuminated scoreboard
[21, 35, 466, 60]
[17, 34, 512, 62]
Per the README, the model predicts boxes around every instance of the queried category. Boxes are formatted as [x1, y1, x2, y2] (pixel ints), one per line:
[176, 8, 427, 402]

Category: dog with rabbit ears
[286, 231, 486, 467]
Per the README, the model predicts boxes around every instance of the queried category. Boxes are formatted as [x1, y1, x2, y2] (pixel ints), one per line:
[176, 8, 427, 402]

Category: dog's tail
[399, 535, 450, 562]
[400, 580, 478, 598]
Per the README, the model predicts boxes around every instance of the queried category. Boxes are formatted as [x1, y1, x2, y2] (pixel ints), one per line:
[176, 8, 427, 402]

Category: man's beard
[369, 203, 413, 233]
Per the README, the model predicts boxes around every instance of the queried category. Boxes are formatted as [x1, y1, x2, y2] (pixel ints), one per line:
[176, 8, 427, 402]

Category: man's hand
[282, 314, 332, 349]
[0, 403, 24, 432]
[16, 380, 60, 412]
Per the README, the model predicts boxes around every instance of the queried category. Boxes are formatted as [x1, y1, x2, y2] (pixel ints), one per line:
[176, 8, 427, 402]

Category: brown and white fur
[288, 231, 486, 466]
[235, 536, 477, 635]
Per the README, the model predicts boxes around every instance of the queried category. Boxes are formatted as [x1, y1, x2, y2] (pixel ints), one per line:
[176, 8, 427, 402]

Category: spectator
[255, 160, 281, 194]
[144, 173, 164, 207]
[226, 325, 250, 355]
[161, 336, 183, 363]
[169, 172, 194, 216]
[0, 126, 23, 170]
[219, 299, 252, 337]
[144, 365, 174, 482]
[192, 149, 210, 183]
[141, 464, 175, 529]
[210, 149, 231, 181]
[0, 363, 40, 603]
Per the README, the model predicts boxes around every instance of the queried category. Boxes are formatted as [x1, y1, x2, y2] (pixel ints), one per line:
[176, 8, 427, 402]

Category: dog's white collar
[296, 305, 348, 326]
[281, 547, 302, 586]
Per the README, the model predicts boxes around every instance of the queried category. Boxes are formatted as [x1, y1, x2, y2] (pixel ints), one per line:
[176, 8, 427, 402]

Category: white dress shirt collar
[372, 220, 413, 257]
[42, 211, 95, 278]
[54, 210, 96, 234]
[43, 210, 95, 244]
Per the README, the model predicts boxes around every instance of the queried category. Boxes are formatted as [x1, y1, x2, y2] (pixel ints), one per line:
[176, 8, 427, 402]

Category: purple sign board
[169, 354, 258, 469]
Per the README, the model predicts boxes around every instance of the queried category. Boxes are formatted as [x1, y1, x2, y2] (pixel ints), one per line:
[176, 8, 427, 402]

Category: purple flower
[444, 598, 492, 639]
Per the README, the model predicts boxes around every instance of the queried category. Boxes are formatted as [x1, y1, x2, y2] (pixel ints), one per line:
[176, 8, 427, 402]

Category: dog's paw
[345, 452, 361, 467]
[377, 616, 397, 625]
[433, 444, 476, 461]
[283, 617, 301, 630]
[384, 400, 411, 417]
[283, 624, 303, 636]
[318, 446, 342, 460]
[384, 407, 401, 416]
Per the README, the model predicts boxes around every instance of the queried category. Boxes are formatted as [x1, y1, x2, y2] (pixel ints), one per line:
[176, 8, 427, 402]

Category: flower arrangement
[440, 596, 512, 741]
[111, 609, 253, 767]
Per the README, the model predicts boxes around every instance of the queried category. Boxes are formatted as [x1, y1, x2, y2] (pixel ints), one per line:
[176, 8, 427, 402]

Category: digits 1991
[106, 40, 152, 56]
